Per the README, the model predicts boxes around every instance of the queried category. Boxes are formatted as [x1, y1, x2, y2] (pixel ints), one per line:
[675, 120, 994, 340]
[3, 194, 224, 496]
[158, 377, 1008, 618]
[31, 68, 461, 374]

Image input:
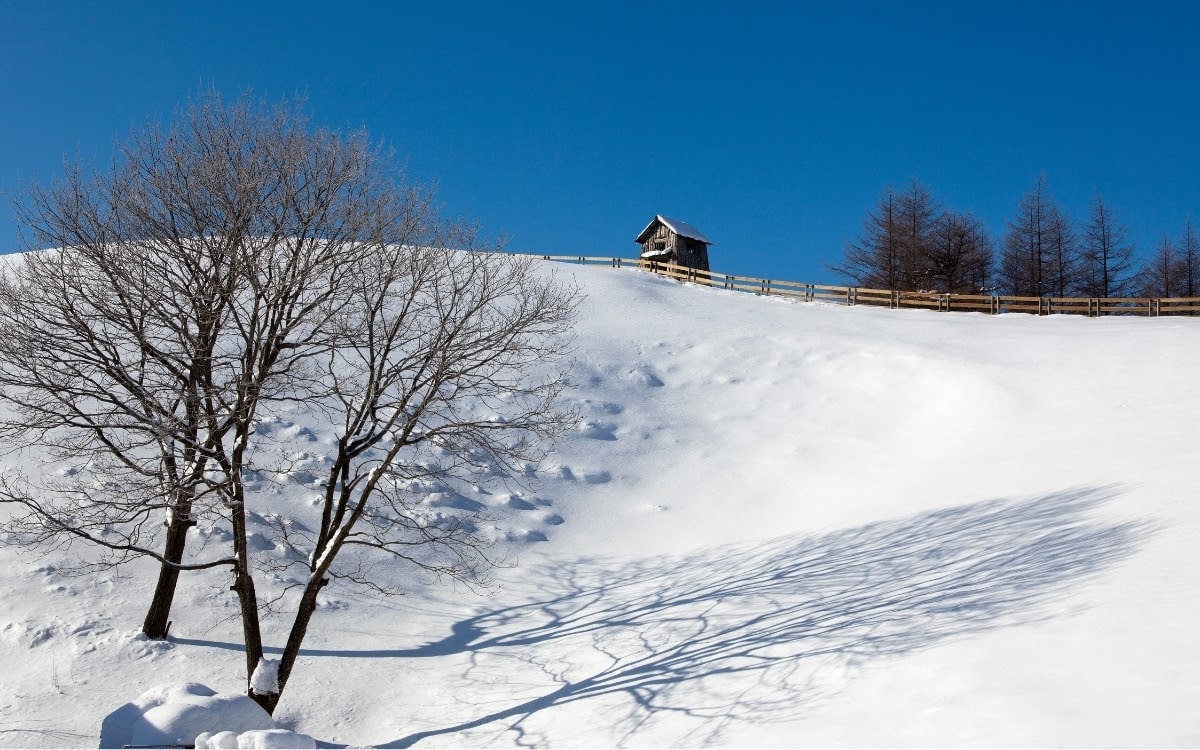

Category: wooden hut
[635, 215, 711, 273]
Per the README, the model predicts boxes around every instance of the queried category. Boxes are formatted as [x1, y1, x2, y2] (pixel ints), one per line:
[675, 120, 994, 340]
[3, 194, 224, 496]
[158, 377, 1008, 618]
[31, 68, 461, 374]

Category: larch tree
[894, 180, 940, 290]
[999, 176, 1077, 297]
[1137, 235, 1179, 297]
[926, 210, 993, 294]
[1175, 219, 1200, 298]
[1077, 195, 1136, 298]
[829, 186, 904, 289]
[830, 180, 939, 291]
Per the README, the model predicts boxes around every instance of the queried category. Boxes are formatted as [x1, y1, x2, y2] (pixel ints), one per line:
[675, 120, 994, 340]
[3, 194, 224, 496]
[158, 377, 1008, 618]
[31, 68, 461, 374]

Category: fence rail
[525, 254, 1200, 318]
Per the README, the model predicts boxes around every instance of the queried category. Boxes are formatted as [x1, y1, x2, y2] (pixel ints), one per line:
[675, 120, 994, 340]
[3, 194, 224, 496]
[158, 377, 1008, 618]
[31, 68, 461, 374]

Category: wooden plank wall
[524, 255, 1200, 317]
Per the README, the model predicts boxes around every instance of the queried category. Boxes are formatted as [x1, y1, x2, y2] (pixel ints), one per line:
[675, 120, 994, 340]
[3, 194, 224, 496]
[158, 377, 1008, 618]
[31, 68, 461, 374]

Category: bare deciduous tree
[0, 91, 579, 713]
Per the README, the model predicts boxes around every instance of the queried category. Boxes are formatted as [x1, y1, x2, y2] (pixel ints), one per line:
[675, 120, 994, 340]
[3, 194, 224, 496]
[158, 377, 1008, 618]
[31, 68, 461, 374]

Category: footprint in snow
[578, 420, 617, 440]
[504, 495, 539, 510]
[626, 366, 665, 388]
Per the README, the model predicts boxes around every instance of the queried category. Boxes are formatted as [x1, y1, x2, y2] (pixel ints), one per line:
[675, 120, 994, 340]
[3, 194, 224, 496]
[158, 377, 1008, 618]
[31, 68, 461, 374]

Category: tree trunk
[227, 473, 273, 711]
[141, 502, 195, 639]
[272, 574, 328, 710]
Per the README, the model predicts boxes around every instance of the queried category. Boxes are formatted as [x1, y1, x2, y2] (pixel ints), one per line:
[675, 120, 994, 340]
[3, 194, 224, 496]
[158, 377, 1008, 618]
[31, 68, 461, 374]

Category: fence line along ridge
[521, 254, 1200, 318]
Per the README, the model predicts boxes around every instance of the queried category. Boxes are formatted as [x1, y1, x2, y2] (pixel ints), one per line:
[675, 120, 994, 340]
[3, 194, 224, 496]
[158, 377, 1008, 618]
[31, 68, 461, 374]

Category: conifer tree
[1078, 195, 1136, 298]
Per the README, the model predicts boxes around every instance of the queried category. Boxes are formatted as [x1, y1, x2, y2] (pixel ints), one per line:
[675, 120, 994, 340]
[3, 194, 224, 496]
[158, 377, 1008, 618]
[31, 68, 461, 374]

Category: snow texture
[196, 728, 317, 749]
[2, 258, 1199, 748]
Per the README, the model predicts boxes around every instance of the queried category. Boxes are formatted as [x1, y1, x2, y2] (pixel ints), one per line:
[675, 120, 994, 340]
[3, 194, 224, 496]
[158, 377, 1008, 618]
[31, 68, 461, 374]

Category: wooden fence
[525, 254, 1200, 317]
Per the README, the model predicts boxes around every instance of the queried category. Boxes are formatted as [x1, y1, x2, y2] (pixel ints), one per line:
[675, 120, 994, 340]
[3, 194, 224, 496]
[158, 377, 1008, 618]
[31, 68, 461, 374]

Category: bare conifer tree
[926, 210, 993, 293]
[895, 180, 940, 290]
[1000, 176, 1077, 297]
[1137, 235, 1179, 297]
[1077, 195, 1136, 298]
[830, 180, 938, 291]
[1176, 218, 1200, 298]
[829, 186, 903, 289]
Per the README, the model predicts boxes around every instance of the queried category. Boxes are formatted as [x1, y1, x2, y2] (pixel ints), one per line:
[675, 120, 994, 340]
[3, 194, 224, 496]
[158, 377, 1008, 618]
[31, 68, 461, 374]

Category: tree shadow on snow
[374, 484, 1152, 747]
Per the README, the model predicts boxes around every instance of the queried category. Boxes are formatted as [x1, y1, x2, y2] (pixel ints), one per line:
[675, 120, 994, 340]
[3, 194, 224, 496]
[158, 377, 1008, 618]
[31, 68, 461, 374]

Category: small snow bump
[578, 420, 617, 440]
[626, 367, 665, 388]
[505, 495, 538, 510]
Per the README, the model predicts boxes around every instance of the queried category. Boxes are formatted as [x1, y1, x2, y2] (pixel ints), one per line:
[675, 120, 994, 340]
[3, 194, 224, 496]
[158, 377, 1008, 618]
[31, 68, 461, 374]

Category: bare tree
[0, 91, 579, 713]
[1175, 218, 1200, 298]
[1077, 194, 1136, 298]
[926, 210, 993, 293]
[1137, 235, 1179, 297]
[256, 246, 576, 712]
[829, 186, 903, 289]
[1000, 176, 1078, 297]
[831, 180, 939, 291]
[895, 180, 940, 290]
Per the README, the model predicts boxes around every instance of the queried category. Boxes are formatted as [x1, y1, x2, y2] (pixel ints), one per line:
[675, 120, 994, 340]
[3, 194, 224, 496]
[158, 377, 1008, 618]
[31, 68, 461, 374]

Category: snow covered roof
[635, 215, 712, 245]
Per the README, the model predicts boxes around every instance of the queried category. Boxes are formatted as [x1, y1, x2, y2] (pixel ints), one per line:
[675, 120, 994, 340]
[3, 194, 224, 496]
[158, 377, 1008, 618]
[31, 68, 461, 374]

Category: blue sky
[2, 0, 1198, 283]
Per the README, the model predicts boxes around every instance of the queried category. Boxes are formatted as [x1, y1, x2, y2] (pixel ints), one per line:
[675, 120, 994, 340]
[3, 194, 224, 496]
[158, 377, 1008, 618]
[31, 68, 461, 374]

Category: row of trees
[0, 93, 579, 714]
[832, 178, 1200, 299]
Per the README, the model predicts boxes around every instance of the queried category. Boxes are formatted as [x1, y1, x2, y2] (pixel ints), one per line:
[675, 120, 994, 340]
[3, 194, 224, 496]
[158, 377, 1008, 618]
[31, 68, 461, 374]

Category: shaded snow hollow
[1, 260, 1198, 747]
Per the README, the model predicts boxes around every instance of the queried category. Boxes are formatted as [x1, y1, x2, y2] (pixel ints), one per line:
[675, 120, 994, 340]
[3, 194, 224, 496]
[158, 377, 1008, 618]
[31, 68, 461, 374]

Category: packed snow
[1, 259, 1198, 747]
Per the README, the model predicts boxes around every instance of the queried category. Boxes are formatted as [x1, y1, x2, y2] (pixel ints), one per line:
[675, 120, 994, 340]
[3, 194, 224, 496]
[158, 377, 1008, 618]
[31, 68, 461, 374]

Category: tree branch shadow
[376, 484, 1153, 746]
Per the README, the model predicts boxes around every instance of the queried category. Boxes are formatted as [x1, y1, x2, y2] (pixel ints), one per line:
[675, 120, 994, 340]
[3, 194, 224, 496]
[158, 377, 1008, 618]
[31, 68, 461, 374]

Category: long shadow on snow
[377, 484, 1151, 746]
[171, 485, 1149, 745]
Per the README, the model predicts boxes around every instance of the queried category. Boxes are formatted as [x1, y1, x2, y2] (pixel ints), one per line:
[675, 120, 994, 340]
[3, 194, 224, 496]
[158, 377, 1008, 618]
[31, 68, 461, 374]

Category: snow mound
[250, 658, 280, 695]
[196, 728, 317, 749]
[101, 682, 308, 748]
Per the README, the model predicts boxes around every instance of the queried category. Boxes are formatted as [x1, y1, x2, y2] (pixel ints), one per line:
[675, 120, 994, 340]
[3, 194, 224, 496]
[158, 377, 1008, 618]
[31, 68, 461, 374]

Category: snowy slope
[1, 261, 1198, 747]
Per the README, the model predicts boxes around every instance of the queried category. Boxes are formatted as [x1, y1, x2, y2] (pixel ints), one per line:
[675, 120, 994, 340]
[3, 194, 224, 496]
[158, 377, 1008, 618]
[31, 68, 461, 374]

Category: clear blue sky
[3, 0, 1198, 283]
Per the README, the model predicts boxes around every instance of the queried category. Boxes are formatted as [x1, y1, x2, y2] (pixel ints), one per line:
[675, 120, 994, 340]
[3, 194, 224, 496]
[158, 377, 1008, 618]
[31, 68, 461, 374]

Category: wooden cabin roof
[635, 214, 712, 245]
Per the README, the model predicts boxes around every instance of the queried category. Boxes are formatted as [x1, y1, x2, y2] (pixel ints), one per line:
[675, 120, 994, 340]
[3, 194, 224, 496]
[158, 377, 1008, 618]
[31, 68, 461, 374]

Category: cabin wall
[638, 219, 709, 272]
[641, 222, 674, 257]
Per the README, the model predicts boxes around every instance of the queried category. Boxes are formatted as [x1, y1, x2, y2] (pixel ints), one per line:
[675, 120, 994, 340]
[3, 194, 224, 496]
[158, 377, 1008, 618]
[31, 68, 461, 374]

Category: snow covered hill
[2, 261, 1198, 747]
